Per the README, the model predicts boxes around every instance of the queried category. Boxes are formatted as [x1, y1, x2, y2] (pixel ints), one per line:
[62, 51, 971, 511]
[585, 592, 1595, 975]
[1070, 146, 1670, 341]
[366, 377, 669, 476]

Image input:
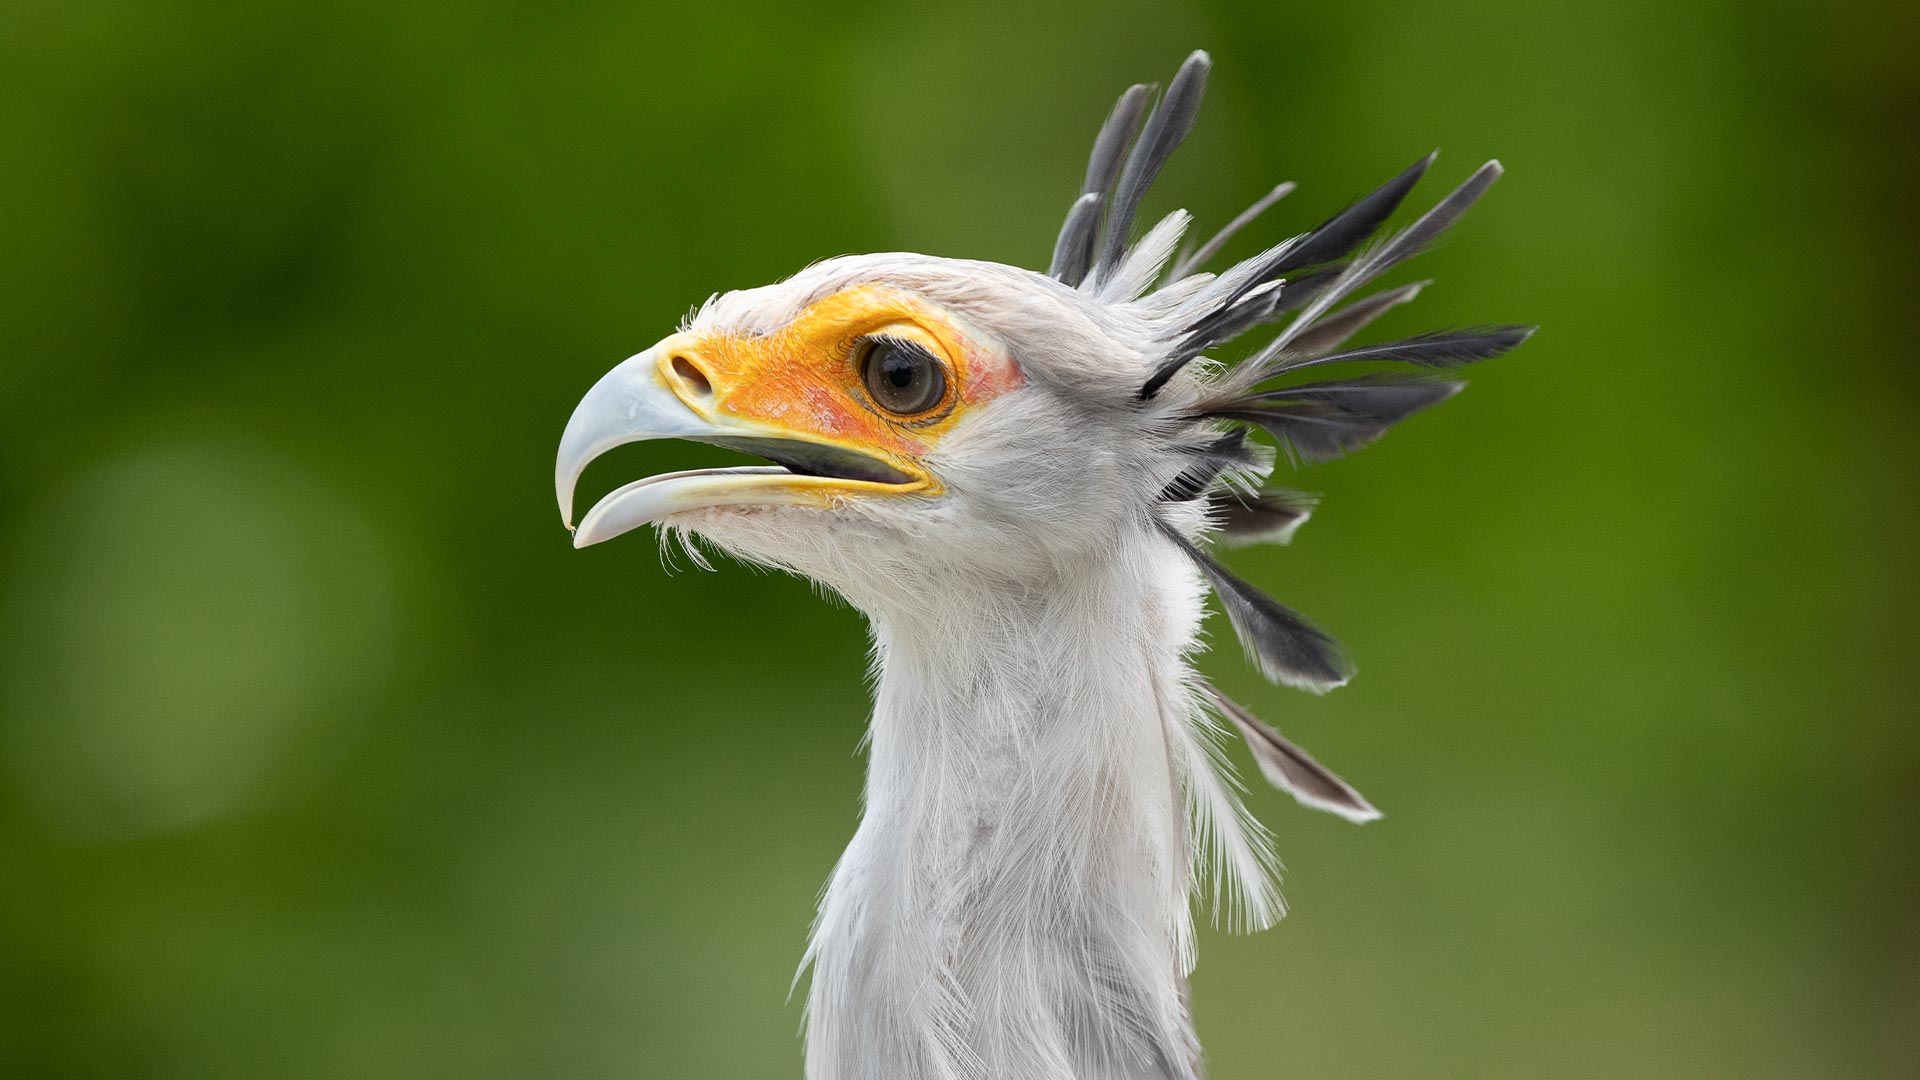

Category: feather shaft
[1283, 280, 1430, 355]
[1169, 181, 1296, 280]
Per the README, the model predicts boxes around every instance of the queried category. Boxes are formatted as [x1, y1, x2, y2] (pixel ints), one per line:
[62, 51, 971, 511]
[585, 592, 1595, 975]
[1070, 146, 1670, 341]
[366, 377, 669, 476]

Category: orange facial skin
[655, 286, 1025, 491]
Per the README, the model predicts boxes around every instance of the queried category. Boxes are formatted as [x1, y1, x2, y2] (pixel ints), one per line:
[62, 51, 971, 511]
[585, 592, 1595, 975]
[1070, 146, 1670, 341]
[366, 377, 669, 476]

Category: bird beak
[555, 341, 928, 549]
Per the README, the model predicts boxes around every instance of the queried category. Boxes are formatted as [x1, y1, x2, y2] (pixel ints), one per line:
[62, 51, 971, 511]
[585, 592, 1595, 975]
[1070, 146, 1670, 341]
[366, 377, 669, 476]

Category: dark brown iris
[857, 336, 947, 417]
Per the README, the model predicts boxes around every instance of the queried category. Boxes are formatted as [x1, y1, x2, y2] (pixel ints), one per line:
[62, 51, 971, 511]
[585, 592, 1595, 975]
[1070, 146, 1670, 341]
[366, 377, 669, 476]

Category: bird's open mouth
[567, 439, 923, 550]
[556, 347, 929, 549]
[701, 436, 917, 487]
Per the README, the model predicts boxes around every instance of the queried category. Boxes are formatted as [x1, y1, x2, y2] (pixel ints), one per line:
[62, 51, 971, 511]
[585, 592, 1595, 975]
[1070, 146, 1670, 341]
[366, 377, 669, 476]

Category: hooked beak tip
[554, 345, 687, 540]
[556, 441, 581, 532]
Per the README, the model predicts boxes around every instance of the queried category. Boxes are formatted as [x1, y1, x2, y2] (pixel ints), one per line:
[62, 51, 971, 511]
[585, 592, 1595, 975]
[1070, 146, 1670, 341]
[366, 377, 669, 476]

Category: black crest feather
[1202, 374, 1466, 464]
[1242, 160, 1509, 380]
[1157, 521, 1352, 693]
[1170, 265, 1344, 371]
[1266, 325, 1535, 378]
[1049, 53, 1528, 718]
[1262, 153, 1434, 280]
[1083, 84, 1154, 200]
[1051, 85, 1155, 288]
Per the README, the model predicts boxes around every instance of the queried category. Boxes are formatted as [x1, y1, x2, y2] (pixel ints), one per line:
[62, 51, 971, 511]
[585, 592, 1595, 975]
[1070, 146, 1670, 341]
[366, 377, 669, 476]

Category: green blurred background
[3, 0, 1914, 1076]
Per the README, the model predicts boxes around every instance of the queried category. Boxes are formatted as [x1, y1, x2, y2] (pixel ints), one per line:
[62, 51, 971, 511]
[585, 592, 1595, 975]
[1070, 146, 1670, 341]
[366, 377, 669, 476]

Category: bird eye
[857, 336, 948, 417]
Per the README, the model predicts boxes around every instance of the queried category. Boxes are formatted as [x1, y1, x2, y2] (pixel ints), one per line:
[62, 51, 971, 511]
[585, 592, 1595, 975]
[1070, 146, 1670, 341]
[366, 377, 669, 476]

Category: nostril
[669, 355, 713, 397]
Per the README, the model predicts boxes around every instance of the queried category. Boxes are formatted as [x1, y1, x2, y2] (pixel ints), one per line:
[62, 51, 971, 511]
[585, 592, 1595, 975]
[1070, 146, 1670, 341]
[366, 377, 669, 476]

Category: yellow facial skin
[656, 285, 1025, 497]
[557, 284, 1029, 547]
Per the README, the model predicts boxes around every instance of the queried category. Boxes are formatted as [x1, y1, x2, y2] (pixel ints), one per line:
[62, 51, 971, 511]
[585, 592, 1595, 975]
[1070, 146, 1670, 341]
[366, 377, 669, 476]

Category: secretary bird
[555, 50, 1528, 1080]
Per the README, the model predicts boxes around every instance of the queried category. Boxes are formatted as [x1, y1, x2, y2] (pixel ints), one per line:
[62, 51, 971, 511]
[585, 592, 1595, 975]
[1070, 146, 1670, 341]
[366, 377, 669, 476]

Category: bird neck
[803, 530, 1210, 1080]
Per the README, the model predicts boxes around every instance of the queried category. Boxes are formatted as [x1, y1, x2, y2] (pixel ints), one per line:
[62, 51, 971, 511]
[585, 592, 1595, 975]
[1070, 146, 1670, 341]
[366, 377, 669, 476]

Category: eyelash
[856, 333, 924, 360]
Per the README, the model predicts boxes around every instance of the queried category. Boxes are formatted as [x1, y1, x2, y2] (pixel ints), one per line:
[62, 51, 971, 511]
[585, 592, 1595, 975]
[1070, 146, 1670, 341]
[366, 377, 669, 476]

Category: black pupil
[863, 339, 944, 415]
[883, 353, 916, 388]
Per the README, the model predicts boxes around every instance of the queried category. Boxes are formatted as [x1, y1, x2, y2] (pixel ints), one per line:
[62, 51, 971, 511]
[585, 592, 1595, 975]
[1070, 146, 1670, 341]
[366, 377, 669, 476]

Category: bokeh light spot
[4, 439, 397, 839]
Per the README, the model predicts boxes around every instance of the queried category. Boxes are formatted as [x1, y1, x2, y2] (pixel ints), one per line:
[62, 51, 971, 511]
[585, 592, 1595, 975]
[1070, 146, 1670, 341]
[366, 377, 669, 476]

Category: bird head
[556, 255, 1196, 585]
[555, 50, 1530, 689]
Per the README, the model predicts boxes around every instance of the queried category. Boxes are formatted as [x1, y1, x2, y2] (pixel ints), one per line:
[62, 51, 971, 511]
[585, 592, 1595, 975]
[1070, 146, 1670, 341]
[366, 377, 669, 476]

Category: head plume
[1039, 48, 1532, 702]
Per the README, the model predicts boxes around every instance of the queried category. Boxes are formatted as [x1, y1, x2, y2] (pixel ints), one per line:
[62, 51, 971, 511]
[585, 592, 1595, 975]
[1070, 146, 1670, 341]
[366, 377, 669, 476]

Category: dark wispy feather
[1203, 374, 1465, 464]
[1157, 521, 1353, 693]
[1240, 160, 1507, 384]
[1140, 264, 1348, 400]
[1157, 429, 1256, 503]
[1266, 325, 1535, 378]
[1168, 181, 1295, 281]
[1164, 247, 1300, 355]
[1208, 487, 1318, 546]
[1161, 288, 1282, 377]
[1284, 280, 1429, 356]
[1049, 192, 1104, 284]
[1095, 51, 1211, 277]
[1193, 264, 1345, 348]
[1170, 153, 1434, 362]
[1204, 684, 1380, 823]
[1260, 153, 1434, 280]
[1137, 151, 1433, 399]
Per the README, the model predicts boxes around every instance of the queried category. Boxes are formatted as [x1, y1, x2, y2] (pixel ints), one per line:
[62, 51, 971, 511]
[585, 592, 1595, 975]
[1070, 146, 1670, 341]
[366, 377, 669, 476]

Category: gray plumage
[1048, 192, 1105, 283]
[1050, 84, 1149, 288]
[1095, 52, 1211, 277]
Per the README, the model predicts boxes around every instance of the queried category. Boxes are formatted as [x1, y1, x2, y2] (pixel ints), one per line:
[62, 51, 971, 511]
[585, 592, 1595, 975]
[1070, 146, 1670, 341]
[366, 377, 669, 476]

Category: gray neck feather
[801, 530, 1212, 1080]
